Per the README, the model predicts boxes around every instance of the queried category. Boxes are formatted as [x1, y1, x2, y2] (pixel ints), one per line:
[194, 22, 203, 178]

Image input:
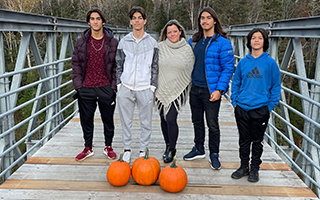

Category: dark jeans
[235, 105, 270, 169]
[190, 85, 221, 155]
[160, 105, 178, 149]
[77, 84, 116, 148]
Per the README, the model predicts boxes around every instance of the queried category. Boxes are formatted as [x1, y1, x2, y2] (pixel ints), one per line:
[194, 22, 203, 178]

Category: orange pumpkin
[159, 156, 187, 193]
[131, 147, 160, 185]
[107, 152, 131, 187]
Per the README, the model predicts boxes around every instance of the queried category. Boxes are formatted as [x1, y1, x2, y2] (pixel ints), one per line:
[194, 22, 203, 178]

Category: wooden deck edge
[0, 179, 316, 198]
[69, 118, 237, 126]
[25, 157, 291, 170]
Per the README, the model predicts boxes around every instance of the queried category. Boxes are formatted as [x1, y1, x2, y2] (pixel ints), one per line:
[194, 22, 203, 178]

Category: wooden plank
[2, 189, 317, 200]
[31, 146, 284, 163]
[25, 157, 291, 170]
[69, 118, 237, 126]
[9, 164, 305, 187]
[0, 179, 317, 198]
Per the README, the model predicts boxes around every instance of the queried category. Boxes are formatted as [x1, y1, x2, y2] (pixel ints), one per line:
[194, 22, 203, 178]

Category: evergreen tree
[170, 1, 192, 30]
[135, 0, 154, 30]
[154, 3, 168, 33]
[262, 0, 283, 21]
[212, 0, 252, 26]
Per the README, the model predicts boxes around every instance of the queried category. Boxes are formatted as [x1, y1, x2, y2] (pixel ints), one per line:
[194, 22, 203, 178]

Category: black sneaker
[231, 166, 249, 179]
[248, 168, 259, 182]
[209, 153, 221, 170]
[183, 146, 205, 161]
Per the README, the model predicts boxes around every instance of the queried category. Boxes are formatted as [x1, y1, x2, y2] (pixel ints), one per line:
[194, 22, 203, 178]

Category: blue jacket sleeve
[268, 61, 281, 111]
[230, 60, 242, 107]
[216, 39, 235, 92]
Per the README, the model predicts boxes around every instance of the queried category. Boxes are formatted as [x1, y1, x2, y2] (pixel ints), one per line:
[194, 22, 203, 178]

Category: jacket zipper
[204, 36, 214, 94]
[133, 38, 138, 89]
[132, 34, 147, 90]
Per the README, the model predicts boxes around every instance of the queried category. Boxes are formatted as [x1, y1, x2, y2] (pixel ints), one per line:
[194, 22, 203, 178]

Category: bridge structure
[0, 9, 320, 199]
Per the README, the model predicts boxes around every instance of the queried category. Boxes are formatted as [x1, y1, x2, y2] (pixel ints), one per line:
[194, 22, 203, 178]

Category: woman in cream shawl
[155, 20, 195, 163]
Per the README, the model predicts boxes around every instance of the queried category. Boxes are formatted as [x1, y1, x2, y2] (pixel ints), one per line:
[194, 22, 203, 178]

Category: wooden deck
[0, 99, 318, 199]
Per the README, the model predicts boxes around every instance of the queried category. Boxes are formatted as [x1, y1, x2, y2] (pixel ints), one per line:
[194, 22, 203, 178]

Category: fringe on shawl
[154, 83, 192, 120]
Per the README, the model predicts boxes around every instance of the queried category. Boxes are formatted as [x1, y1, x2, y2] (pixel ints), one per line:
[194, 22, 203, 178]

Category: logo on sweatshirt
[247, 67, 262, 78]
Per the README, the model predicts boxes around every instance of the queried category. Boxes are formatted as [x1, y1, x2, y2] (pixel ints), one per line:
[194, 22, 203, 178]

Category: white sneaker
[139, 151, 145, 157]
[123, 151, 131, 164]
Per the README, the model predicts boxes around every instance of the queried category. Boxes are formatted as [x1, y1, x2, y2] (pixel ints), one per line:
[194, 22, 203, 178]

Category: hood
[123, 32, 150, 41]
[246, 52, 269, 60]
[82, 26, 114, 41]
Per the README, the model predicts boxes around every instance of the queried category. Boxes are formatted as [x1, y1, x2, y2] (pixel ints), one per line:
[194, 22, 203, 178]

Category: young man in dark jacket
[183, 7, 234, 170]
[72, 8, 118, 161]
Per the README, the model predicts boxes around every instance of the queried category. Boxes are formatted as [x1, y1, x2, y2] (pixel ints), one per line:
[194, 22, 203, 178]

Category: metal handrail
[0, 81, 74, 138]
[0, 69, 72, 100]
[0, 58, 71, 79]
[264, 128, 320, 188]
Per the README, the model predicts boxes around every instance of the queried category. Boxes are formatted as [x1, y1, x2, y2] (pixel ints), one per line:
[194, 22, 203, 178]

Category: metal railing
[227, 16, 320, 195]
[0, 9, 158, 183]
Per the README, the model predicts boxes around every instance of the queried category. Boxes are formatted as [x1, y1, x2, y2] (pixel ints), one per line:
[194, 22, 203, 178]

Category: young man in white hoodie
[116, 6, 159, 164]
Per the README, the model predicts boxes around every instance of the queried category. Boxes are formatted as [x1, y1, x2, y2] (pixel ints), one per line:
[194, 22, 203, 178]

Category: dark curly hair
[86, 8, 106, 24]
[246, 28, 269, 52]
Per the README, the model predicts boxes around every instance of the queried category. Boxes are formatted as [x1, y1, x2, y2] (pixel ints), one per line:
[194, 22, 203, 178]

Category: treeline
[1, 0, 320, 32]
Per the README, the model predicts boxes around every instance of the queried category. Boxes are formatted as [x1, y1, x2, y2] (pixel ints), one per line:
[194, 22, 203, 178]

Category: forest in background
[0, 0, 320, 164]
[1, 0, 320, 32]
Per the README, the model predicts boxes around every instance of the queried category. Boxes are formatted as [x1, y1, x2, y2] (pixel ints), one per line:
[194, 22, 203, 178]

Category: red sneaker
[104, 146, 117, 159]
[75, 147, 94, 161]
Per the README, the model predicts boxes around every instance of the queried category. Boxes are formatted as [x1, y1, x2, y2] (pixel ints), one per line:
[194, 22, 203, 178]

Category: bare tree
[246, 0, 263, 23]
[308, 0, 320, 16]
[187, 0, 195, 30]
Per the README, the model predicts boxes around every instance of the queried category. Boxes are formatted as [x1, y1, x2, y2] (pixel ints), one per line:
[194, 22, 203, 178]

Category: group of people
[71, 6, 281, 183]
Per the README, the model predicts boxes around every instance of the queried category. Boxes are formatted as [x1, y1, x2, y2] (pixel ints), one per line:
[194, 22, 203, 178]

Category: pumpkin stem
[170, 156, 178, 168]
[144, 147, 149, 160]
[118, 152, 124, 162]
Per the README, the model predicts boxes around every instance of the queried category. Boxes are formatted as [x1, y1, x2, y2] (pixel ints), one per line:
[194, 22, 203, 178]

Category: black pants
[160, 105, 179, 149]
[190, 85, 221, 155]
[235, 105, 270, 169]
[77, 85, 116, 148]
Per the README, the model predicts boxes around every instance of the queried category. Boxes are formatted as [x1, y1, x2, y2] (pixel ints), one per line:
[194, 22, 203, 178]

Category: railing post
[278, 39, 294, 164]
[308, 40, 320, 195]
[43, 32, 58, 142]
[0, 31, 9, 182]
[292, 37, 313, 186]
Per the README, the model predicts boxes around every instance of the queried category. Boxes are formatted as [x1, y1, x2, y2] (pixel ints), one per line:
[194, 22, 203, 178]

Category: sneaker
[231, 166, 249, 179]
[248, 168, 259, 182]
[139, 151, 145, 157]
[103, 146, 117, 159]
[75, 147, 94, 161]
[209, 153, 221, 170]
[123, 150, 131, 164]
[183, 146, 205, 161]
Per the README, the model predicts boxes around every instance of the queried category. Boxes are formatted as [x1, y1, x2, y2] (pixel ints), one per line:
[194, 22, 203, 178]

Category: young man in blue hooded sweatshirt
[230, 28, 281, 182]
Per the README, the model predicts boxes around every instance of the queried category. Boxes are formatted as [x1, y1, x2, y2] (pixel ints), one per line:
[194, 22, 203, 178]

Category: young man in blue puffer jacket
[183, 7, 234, 170]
